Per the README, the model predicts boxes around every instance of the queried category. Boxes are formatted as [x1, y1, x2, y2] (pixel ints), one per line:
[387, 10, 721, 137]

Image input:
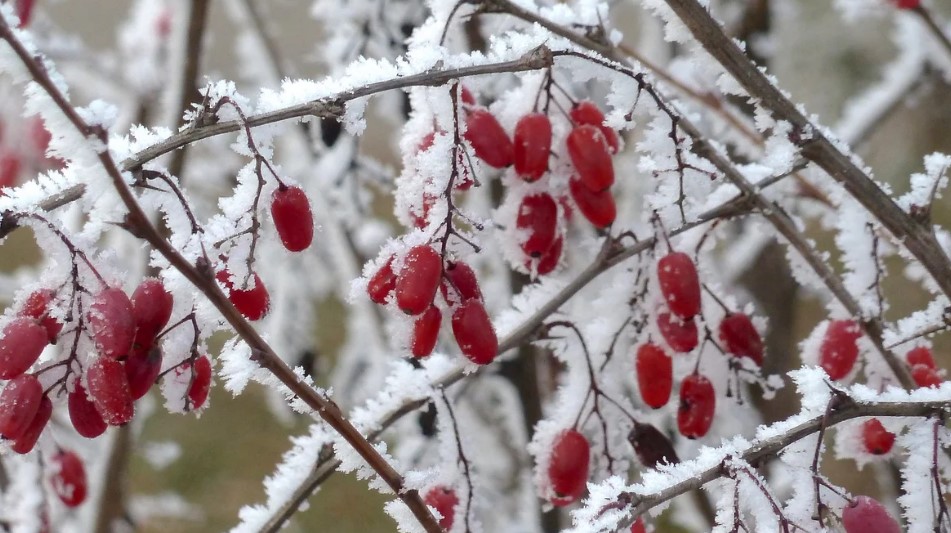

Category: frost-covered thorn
[194, 256, 214, 281]
[116, 212, 150, 240]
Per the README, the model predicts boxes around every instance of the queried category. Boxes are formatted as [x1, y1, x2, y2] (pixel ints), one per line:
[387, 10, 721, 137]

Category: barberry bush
[0, 0, 950, 531]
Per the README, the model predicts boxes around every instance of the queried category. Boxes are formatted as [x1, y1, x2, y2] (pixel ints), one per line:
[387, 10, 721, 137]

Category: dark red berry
[424, 486, 458, 530]
[657, 252, 701, 320]
[440, 261, 482, 304]
[678, 373, 715, 439]
[451, 299, 497, 365]
[548, 429, 590, 506]
[271, 185, 314, 252]
[0, 317, 48, 379]
[368, 257, 398, 304]
[718, 313, 764, 366]
[20, 289, 62, 343]
[0, 374, 43, 440]
[628, 421, 679, 468]
[566, 125, 613, 191]
[513, 112, 551, 181]
[911, 364, 943, 388]
[86, 357, 134, 426]
[569, 100, 619, 154]
[861, 418, 895, 455]
[516, 193, 558, 258]
[636, 343, 673, 409]
[396, 246, 442, 315]
[411, 306, 442, 358]
[68, 383, 107, 439]
[125, 344, 163, 401]
[842, 496, 901, 533]
[568, 176, 616, 228]
[87, 287, 135, 359]
[50, 450, 87, 508]
[529, 236, 563, 276]
[186, 356, 212, 410]
[656, 312, 698, 353]
[464, 107, 513, 168]
[819, 319, 861, 380]
[217, 270, 270, 321]
[11, 395, 51, 454]
[906, 346, 935, 368]
[131, 278, 173, 342]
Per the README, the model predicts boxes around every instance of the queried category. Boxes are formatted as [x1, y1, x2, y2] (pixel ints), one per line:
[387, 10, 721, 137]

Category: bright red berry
[842, 496, 901, 533]
[569, 101, 619, 154]
[15, 0, 35, 27]
[0, 374, 43, 440]
[636, 343, 673, 409]
[131, 278, 173, 342]
[678, 373, 715, 439]
[186, 356, 212, 410]
[0, 317, 48, 379]
[86, 357, 134, 426]
[216, 270, 270, 321]
[529, 236, 563, 276]
[568, 176, 616, 228]
[440, 261, 483, 305]
[451, 299, 497, 365]
[464, 107, 513, 168]
[396, 246, 442, 315]
[911, 364, 943, 388]
[125, 344, 163, 401]
[424, 486, 458, 530]
[630, 517, 646, 533]
[657, 252, 701, 320]
[68, 383, 107, 439]
[20, 289, 62, 344]
[11, 395, 51, 454]
[718, 313, 764, 366]
[368, 257, 398, 304]
[516, 193, 558, 258]
[861, 418, 895, 455]
[271, 185, 314, 252]
[50, 450, 87, 508]
[819, 320, 861, 380]
[657, 312, 698, 353]
[548, 429, 590, 506]
[513, 112, 552, 181]
[411, 306, 442, 358]
[87, 287, 136, 359]
[566, 125, 614, 192]
[460, 86, 476, 106]
[906, 346, 935, 368]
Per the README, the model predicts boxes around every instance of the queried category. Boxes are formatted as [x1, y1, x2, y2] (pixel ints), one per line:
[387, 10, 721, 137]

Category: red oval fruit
[424, 486, 458, 530]
[516, 193, 558, 258]
[132, 278, 173, 341]
[87, 287, 136, 359]
[396, 246, 442, 315]
[86, 357, 134, 426]
[464, 107, 513, 168]
[368, 257, 398, 304]
[630, 517, 646, 533]
[548, 429, 590, 506]
[570, 100, 619, 154]
[0, 374, 43, 440]
[20, 289, 62, 343]
[11, 395, 51, 454]
[861, 418, 895, 455]
[568, 176, 616, 229]
[657, 312, 698, 353]
[911, 364, 943, 388]
[440, 261, 482, 305]
[513, 112, 552, 181]
[678, 373, 715, 439]
[906, 346, 935, 369]
[657, 252, 701, 320]
[186, 356, 212, 410]
[125, 344, 164, 401]
[842, 496, 901, 533]
[636, 343, 673, 409]
[566, 125, 614, 191]
[0, 317, 48, 379]
[451, 299, 497, 365]
[411, 306, 442, 358]
[50, 450, 87, 508]
[819, 319, 861, 380]
[529, 236, 563, 276]
[217, 270, 270, 321]
[718, 313, 764, 366]
[271, 185, 314, 252]
[68, 382, 107, 439]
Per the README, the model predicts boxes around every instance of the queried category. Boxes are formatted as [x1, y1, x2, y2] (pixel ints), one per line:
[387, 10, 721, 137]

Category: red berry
[548, 429, 590, 506]
[50, 450, 87, 508]
[424, 486, 458, 530]
[678, 373, 715, 439]
[630, 517, 646, 533]
[68, 383, 107, 439]
[451, 299, 497, 365]
[368, 257, 398, 304]
[271, 185, 314, 252]
[570, 101, 619, 154]
[911, 364, 943, 388]
[0, 374, 43, 440]
[20, 289, 62, 344]
[396, 246, 442, 315]
[657, 312, 698, 353]
[15, 0, 35, 27]
[819, 320, 861, 380]
[568, 176, 616, 228]
[0, 152, 21, 188]
[906, 346, 935, 368]
[628, 421, 679, 468]
[516, 193, 558, 258]
[657, 252, 701, 320]
[861, 418, 895, 455]
[459, 86, 476, 106]
[464, 107, 513, 168]
[11, 395, 51, 454]
[891, 0, 920, 9]
[411, 193, 436, 229]
[87, 287, 136, 359]
[216, 270, 270, 321]
[566, 125, 614, 191]
[0, 317, 48, 379]
[125, 344, 163, 401]
[718, 313, 764, 366]
[636, 343, 673, 409]
[86, 357, 134, 426]
[186, 356, 212, 410]
[440, 261, 483, 304]
[131, 278, 173, 342]
[411, 306, 442, 358]
[513, 112, 551, 181]
[529, 236, 563, 276]
[842, 496, 901, 533]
